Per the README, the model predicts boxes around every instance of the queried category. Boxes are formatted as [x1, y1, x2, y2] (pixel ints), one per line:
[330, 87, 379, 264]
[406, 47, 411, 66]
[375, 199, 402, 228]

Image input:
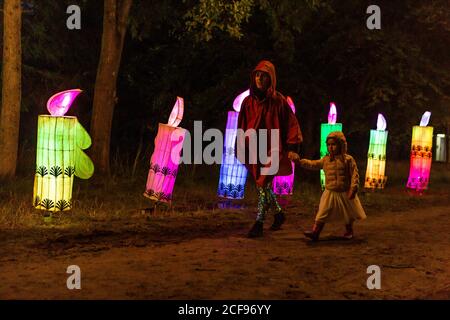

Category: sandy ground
[0, 204, 449, 300]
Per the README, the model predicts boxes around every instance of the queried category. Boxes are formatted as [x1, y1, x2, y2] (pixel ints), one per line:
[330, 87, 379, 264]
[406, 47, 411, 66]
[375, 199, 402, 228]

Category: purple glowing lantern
[217, 89, 249, 199]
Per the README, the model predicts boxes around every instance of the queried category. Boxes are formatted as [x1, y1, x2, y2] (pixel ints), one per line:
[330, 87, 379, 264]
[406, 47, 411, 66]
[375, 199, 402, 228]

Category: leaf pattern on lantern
[34, 196, 41, 207]
[50, 166, 63, 177]
[151, 163, 161, 174]
[65, 166, 76, 177]
[161, 167, 171, 176]
[171, 169, 178, 177]
[36, 166, 48, 177]
[56, 200, 71, 211]
[145, 189, 172, 202]
[41, 199, 55, 210]
[218, 183, 244, 199]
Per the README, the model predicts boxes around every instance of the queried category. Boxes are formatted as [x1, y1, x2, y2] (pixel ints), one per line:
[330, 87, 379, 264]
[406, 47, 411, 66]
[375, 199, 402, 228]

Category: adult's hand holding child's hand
[288, 151, 300, 162]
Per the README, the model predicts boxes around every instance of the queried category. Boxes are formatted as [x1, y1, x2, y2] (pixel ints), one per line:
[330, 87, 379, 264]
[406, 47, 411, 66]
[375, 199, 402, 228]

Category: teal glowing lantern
[273, 96, 296, 195]
[407, 111, 433, 191]
[218, 90, 249, 199]
[320, 102, 342, 188]
[144, 97, 186, 203]
[33, 89, 94, 212]
[364, 114, 388, 189]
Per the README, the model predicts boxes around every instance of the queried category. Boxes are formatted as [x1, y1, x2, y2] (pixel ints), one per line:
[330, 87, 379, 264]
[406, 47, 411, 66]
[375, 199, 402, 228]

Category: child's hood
[327, 131, 348, 155]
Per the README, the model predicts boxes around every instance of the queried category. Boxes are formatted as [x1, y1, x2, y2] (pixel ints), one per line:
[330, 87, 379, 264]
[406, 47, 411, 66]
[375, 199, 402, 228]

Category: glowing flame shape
[328, 102, 337, 124]
[47, 89, 82, 116]
[376, 113, 387, 131]
[419, 111, 431, 127]
[167, 97, 184, 127]
[287, 96, 296, 114]
[232, 89, 250, 112]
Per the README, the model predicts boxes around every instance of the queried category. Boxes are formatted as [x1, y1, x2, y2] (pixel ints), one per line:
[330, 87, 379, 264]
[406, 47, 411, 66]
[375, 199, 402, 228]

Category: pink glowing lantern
[272, 96, 297, 195]
[144, 97, 186, 203]
[407, 111, 433, 191]
[47, 89, 82, 116]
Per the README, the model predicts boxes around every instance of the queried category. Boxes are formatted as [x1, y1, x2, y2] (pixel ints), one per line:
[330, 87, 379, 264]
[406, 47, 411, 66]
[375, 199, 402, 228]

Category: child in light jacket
[290, 131, 366, 241]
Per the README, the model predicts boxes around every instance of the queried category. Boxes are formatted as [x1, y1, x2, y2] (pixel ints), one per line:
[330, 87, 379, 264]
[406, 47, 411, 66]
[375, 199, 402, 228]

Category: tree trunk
[90, 0, 132, 175]
[0, 0, 22, 180]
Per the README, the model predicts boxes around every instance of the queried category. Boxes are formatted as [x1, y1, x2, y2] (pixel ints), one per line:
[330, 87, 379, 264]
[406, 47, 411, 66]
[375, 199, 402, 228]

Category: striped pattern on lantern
[365, 114, 388, 189]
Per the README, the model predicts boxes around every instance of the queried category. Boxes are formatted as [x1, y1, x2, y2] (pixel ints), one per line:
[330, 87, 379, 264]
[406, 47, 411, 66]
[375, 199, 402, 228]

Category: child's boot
[248, 221, 264, 238]
[303, 222, 325, 241]
[270, 211, 286, 231]
[343, 222, 354, 239]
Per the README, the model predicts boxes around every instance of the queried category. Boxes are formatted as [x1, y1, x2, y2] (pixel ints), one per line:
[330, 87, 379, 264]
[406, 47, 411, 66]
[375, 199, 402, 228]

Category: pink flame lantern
[273, 96, 297, 195]
[144, 97, 186, 203]
[47, 89, 82, 116]
[407, 111, 433, 191]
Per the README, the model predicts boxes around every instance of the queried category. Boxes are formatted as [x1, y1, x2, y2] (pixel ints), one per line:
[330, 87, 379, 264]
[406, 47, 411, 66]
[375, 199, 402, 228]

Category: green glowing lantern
[364, 114, 388, 189]
[320, 102, 342, 189]
[33, 89, 94, 212]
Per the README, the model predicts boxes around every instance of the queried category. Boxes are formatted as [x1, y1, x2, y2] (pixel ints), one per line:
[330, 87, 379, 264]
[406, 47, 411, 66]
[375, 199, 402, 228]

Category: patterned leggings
[256, 182, 283, 222]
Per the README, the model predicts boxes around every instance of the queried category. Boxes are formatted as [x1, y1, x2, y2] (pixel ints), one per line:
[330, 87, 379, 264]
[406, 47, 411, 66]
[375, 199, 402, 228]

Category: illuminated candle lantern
[33, 89, 94, 212]
[144, 97, 186, 203]
[273, 96, 297, 195]
[320, 102, 342, 188]
[218, 90, 249, 199]
[407, 111, 433, 191]
[435, 134, 446, 162]
[364, 113, 388, 189]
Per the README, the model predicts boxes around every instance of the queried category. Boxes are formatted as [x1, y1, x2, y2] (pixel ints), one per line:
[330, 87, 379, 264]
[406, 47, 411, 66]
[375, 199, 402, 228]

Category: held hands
[348, 188, 357, 200]
[288, 151, 301, 163]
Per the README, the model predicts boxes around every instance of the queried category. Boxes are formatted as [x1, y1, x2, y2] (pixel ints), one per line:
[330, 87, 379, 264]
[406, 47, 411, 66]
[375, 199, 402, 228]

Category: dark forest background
[1, 0, 449, 174]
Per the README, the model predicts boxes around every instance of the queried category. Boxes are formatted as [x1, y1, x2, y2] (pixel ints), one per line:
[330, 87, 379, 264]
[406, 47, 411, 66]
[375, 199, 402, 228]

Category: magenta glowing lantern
[144, 97, 186, 203]
[218, 89, 249, 199]
[272, 96, 297, 195]
[407, 111, 433, 191]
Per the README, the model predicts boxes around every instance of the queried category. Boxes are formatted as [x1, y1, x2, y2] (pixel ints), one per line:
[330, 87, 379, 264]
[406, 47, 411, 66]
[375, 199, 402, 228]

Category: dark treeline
[2, 0, 449, 173]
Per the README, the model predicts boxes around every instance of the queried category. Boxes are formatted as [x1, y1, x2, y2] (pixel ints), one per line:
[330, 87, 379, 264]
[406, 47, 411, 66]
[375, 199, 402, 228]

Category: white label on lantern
[66, 5, 81, 30]
[366, 265, 381, 289]
[66, 265, 81, 289]
[366, 5, 381, 30]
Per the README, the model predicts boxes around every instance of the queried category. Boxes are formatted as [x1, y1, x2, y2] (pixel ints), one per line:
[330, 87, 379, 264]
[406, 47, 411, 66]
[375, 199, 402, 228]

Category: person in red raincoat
[237, 60, 303, 237]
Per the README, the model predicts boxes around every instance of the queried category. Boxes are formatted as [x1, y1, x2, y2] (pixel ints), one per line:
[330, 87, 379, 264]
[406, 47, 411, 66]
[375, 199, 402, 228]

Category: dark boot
[248, 221, 264, 238]
[343, 223, 354, 239]
[303, 222, 325, 241]
[270, 211, 286, 231]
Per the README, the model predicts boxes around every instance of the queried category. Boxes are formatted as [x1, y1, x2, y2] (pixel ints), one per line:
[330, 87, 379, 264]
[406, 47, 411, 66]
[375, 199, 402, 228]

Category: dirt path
[0, 205, 449, 299]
